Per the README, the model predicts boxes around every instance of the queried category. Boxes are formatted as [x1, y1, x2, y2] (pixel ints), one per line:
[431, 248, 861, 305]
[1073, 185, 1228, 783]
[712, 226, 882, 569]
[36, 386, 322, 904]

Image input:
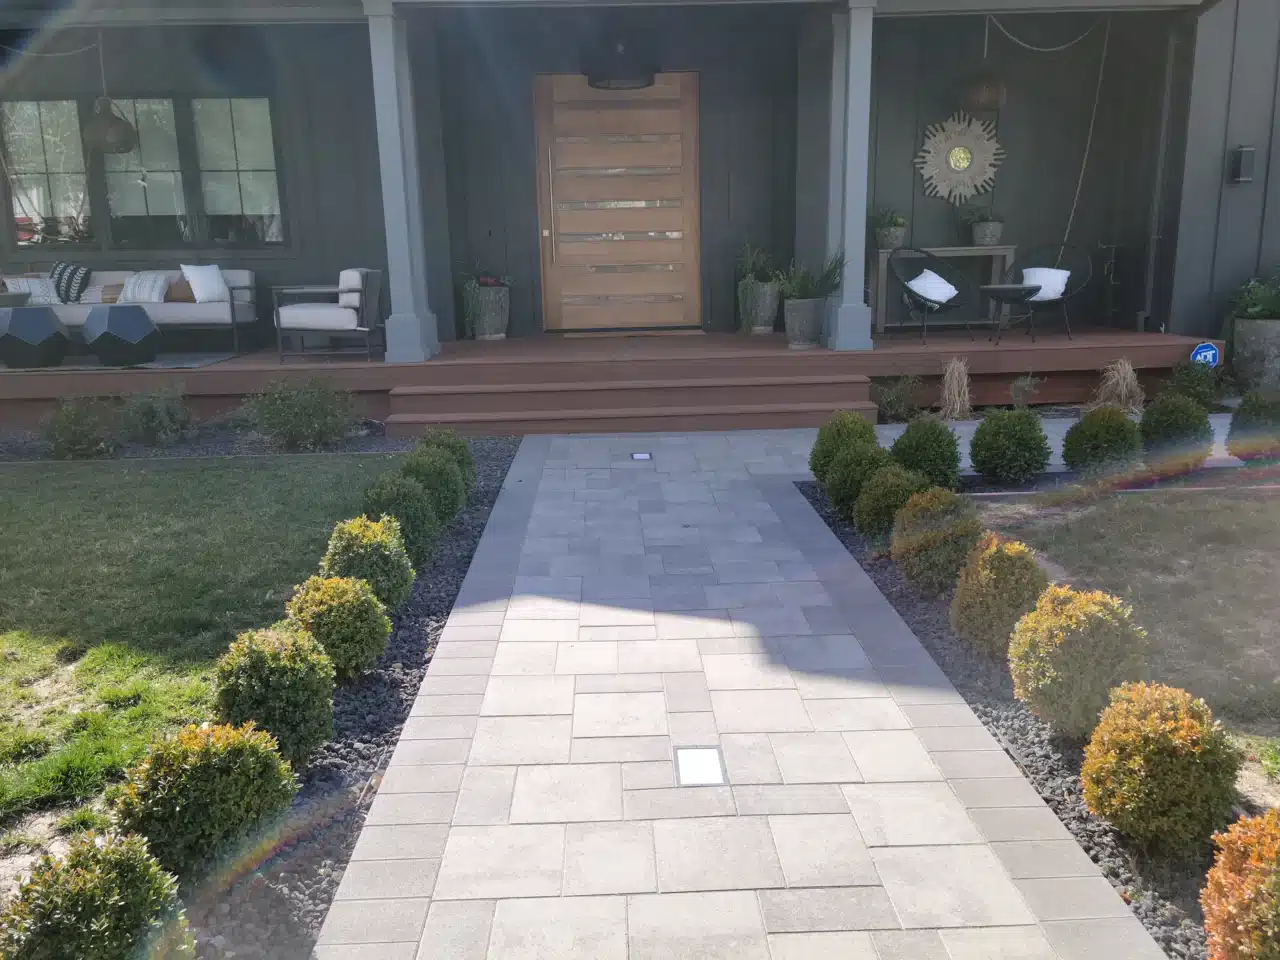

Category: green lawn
[0, 455, 398, 824]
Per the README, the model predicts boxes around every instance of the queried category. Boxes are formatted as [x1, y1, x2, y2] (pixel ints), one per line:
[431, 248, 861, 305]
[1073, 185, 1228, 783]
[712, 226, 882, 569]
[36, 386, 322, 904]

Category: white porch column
[365, 0, 439, 362]
[826, 0, 876, 351]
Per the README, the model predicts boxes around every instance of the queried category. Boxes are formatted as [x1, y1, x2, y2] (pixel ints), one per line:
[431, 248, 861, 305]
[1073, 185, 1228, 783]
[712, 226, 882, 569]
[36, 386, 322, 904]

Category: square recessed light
[631, 452, 652, 461]
[676, 747, 726, 786]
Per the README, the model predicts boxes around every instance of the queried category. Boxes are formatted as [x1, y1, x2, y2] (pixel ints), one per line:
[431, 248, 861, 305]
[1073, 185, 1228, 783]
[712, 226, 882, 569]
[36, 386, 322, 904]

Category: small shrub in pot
[401, 446, 466, 523]
[969, 408, 1051, 486]
[825, 442, 893, 522]
[246, 377, 354, 451]
[1082, 682, 1240, 854]
[286, 576, 391, 681]
[889, 487, 984, 595]
[120, 387, 191, 446]
[1062, 406, 1142, 476]
[950, 532, 1048, 658]
[809, 410, 878, 485]
[1140, 392, 1214, 473]
[1227, 390, 1280, 462]
[320, 515, 415, 610]
[852, 464, 930, 542]
[1008, 585, 1148, 738]
[43, 398, 117, 459]
[890, 416, 960, 488]
[362, 472, 440, 567]
[1201, 809, 1280, 960]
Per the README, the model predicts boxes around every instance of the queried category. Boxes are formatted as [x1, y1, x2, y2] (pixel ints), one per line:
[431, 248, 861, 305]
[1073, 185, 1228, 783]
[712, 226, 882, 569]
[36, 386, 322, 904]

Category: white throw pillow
[337, 268, 364, 309]
[181, 264, 230, 303]
[118, 271, 172, 304]
[4, 276, 61, 304]
[1023, 267, 1071, 302]
[905, 268, 958, 305]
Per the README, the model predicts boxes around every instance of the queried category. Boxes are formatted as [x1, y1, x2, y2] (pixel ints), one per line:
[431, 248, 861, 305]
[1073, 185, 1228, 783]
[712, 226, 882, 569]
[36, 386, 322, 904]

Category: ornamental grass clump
[362, 472, 440, 567]
[120, 387, 191, 447]
[1062, 405, 1142, 477]
[401, 445, 466, 524]
[246, 377, 354, 451]
[1201, 809, 1280, 960]
[1082, 683, 1241, 854]
[112, 723, 296, 879]
[853, 464, 930, 542]
[890, 416, 960, 488]
[950, 532, 1048, 658]
[1090, 357, 1145, 414]
[1227, 390, 1280, 463]
[286, 576, 391, 681]
[1140, 392, 1214, 474]
[0, 831, 194, 959]
[320, 515, 415, 610]
[969, 408, 1051, 486]
[809, 410, 878, 485]
[214, 624, 335, 769]
[889, 487, 984, 596]
[416, 428, 476, 494]
[1008, 585, 1148, 738]
[938, 357, 972, 421]
[42, 399, 117, 460]
[824, 441, 893, 521]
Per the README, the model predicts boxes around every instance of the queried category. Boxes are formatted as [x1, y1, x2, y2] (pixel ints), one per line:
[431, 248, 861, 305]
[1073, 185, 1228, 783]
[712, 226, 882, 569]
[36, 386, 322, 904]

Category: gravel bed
[178, 436, 520, 960]
[797, 480, 1211, 960]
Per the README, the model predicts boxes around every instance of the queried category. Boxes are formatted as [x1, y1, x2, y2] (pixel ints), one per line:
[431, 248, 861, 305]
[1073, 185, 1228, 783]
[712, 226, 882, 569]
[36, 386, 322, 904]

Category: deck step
[384, 400, 879, 437]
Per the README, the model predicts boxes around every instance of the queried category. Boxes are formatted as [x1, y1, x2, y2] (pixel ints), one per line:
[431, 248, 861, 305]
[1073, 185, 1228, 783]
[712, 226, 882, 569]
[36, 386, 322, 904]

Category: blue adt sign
[1190, 342, 1220, 367]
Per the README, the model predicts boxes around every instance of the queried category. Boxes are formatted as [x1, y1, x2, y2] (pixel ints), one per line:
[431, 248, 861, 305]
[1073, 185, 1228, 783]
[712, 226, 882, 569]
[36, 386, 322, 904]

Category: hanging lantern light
[962, 70, 1008, 113]
[82, 31, 137, 155]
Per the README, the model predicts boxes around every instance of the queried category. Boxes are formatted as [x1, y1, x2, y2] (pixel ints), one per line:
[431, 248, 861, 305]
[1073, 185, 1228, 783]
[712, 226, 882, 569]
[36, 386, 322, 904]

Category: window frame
[0, 94, 289, 256]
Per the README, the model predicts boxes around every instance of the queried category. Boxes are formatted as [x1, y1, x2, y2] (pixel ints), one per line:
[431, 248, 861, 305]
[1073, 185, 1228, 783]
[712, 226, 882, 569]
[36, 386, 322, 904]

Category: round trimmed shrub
[853, 464, 931, 541]
[1227, 390, 1280, 463]
[969, 409, 1051, 486]
[1082, 683, 1241, 853]
[417, 429, 475, 494]
[286, 576, 391, 681]
[214, 623, 335, 769]
[0, 831, 194, 959]
[1062, 406, 1142, 476]
[401, 446, 466, 524]
[1009, 585, 1149, 737]
[1201, 809, 1280, 960]
[320, 515, 415, 609]
[950, 532, 1048, 657]
[112, 723, 296, 879]
[889, 487, 984, 596]
[824, 441, 893, 521]
[810, 410, 878, 485]
[362, 472, 440, 567]
[1140, 392, 1214, 473]
[890, 416, 960, 489]
[1162, 359, 1223, 410]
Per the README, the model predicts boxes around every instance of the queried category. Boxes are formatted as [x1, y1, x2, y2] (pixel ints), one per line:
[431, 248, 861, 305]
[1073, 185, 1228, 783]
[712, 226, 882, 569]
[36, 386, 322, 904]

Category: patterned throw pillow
[50, 261, 91, 303]
[3, 276, 61, 304]
[118, 271, 173, 304]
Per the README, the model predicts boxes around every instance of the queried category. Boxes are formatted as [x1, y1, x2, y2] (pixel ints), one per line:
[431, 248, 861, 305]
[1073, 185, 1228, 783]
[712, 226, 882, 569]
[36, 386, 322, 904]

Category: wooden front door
[534, 72, 701, 332]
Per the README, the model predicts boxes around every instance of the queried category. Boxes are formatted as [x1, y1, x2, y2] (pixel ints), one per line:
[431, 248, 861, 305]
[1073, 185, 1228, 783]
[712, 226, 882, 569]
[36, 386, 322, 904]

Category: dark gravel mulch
[180, 437, 520, 960]
[798, 481, 1211, 960]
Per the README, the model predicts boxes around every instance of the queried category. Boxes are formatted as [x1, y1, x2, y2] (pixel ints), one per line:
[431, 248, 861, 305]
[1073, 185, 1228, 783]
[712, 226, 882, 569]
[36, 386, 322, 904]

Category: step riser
[390, 381, 872, 416]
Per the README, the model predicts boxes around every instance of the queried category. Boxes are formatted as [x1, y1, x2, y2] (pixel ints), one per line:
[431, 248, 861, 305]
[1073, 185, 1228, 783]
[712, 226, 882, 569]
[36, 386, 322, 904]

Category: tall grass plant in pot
[737, 245, 781, 335]
[461, 270, 511, 341]
[778, 253, 844, 350]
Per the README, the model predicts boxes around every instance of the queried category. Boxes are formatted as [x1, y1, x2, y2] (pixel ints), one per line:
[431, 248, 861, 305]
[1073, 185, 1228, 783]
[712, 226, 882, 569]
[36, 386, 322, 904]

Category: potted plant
[870, 210, 908, 250]
[461, 270, 510, 340]
[777, 253, 844, 350]
[1230, 275, 1280, 391]
[963, 208, 1004, 247]
[737, 245, 781, 335]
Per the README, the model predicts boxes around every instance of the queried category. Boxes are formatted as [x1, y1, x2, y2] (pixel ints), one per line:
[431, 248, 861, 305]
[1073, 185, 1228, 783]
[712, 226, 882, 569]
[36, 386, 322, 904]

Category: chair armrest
[273, 285, 340, 297]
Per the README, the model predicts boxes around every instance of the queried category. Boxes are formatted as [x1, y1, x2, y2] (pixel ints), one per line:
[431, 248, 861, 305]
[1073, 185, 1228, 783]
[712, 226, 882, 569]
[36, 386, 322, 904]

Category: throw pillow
[3, 276, 61, 304]
[102, 284, 123, 304]
[1023, 267, 1071, 302]
[166, 278, 196, 303]
[118, 271, 173, 304]
[180, 263, 230, 303]
[906, 268, 959, 305]
[338, 268, 364, 309]
[50, 260, 91, 303]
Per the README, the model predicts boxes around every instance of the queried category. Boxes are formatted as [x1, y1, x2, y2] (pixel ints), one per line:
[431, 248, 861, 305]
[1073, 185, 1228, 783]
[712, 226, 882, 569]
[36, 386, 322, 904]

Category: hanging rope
[1060, 15, 1111, 248]
[985, 15, 1103, 57]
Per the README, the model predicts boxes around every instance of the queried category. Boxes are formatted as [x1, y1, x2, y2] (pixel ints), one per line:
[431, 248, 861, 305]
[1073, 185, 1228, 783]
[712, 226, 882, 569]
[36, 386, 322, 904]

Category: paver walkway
[316, 431, 1167, 960]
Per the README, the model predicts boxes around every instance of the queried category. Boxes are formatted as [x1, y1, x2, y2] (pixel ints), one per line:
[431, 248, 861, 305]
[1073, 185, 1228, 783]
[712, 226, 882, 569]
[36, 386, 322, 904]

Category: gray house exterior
[0, 0, 1271, 361]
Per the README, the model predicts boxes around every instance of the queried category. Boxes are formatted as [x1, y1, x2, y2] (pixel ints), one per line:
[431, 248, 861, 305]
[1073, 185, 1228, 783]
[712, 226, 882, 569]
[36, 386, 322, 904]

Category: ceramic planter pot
[971, 221, 1004, 246]
[464, 284, 510, 340]
[1233, 316, 1280, 391]
[784, 297, 825, 349]
[738, 277, 781, 334]
[875, 225, 907, 250]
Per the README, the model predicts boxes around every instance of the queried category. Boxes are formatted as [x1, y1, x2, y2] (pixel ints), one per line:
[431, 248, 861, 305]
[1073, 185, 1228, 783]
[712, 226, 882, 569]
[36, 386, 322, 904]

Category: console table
[871, 244, 1017, 334]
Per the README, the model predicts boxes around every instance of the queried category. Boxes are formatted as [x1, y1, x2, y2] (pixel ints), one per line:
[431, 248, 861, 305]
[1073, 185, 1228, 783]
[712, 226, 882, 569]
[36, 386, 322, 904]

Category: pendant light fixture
[82, 31, 138, 155]
[584, 37, 655, 91]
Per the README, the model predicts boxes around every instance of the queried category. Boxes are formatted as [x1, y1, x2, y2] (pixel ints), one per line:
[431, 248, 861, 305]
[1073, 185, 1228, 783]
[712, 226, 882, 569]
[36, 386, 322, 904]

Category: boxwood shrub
[1082, 682, 1240, 854]
[214, 623, 335, 769]
[286, 576, 391, 681]
[950, 532, 1048, 658]
[1008, 585, 1148, 737]
[362, 472, 440, 567]
[112, 723, 296, 879]
[1227, 390, 1280, 463]
[401, 446, 466, 524]
[969, 409, 1051, 486]
[889, 487, 984, 596]
[809, 410, 878, 485]
[1140, 392, 1214, 473]
[1162, 359, 1223, 410]
[416, 429, 476, 494]
[852, 464, 930, 542]
[320, 515, 415, 610]
[890, 416, 960, 489]
[0, 832, 194, 959]
[824, 441, 893, 521]
[1062, 406, 1141, 476]
[1201, 809, 1280, 960]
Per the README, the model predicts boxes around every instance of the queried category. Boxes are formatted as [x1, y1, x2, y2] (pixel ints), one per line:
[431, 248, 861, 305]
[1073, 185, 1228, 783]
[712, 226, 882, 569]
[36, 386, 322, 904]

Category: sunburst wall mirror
[914, 111, 1005, 205]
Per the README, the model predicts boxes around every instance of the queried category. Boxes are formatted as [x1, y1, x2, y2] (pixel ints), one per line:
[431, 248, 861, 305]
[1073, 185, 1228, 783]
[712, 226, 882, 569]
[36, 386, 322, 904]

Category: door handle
[547, 146, 557, 264]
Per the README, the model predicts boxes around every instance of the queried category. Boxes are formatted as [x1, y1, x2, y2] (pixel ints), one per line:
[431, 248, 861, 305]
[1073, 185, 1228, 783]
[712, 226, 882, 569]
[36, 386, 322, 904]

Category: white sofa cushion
[51, 301, 252, 328]
[119, 270, 174, 304]
[1023, 267, 1071, 302]
[337, 268, 364, 309]
[278, 303, 360, 331]
[906, 268, 958, 305]
[181, 264, 230, 303]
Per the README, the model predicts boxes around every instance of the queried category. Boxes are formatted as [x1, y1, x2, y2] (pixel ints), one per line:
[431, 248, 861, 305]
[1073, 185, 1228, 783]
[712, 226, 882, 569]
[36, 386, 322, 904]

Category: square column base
[825, 300, 873, 351]
[386, 310, 441, 363]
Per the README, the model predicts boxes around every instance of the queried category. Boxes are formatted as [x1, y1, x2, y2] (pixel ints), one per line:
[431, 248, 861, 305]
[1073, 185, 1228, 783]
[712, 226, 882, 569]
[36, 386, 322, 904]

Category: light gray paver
[323, 433, 1165, 959]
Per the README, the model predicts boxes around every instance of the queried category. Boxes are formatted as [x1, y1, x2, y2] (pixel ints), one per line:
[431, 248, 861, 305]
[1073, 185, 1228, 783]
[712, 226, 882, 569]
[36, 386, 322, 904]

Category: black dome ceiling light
[584, 37, 655, 91]
[82, 31, 137, 155]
